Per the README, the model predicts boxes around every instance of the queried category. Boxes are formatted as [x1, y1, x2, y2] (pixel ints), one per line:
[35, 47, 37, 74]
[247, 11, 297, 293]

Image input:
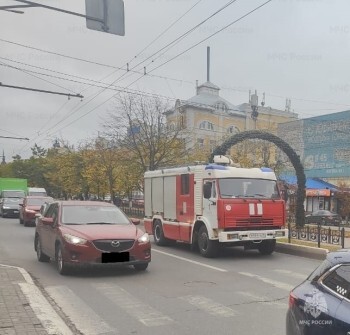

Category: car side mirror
[42, 217, 54, 225]
[131, 218, 140, 225]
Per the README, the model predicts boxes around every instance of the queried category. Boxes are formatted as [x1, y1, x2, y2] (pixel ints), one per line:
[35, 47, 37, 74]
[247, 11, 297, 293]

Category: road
[0, 217, 323, 335]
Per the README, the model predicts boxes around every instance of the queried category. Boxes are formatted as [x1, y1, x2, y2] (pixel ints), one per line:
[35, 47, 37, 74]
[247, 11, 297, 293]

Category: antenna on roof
[285, 98, 291, 113]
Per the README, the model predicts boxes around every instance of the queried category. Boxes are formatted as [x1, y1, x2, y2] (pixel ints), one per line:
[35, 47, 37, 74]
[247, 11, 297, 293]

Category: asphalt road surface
[0, 216, 322, 335]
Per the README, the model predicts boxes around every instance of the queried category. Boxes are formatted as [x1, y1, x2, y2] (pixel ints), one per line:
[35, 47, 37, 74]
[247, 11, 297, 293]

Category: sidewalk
[0, 265, 73, 335]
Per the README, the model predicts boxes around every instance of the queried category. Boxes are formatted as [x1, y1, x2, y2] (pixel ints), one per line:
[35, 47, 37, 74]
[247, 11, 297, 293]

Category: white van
[27, 187, 47, 196]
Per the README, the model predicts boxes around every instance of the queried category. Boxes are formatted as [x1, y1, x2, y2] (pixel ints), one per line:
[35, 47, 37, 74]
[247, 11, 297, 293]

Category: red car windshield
[61, 205, 131, 225]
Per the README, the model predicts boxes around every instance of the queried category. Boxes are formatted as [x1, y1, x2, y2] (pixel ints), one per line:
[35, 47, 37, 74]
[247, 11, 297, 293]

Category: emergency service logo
[303, 289, 328, 318]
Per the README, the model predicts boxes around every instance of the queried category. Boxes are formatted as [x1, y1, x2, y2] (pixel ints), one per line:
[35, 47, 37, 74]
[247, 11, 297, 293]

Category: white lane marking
[19, 283, 73, 335]
[237, 291, 287, 309]
[46, 286, 115, 335]
[95, 283, 173, 327]
[180, 295, 236, 317]
[273, 269, 308, 280]
[238, 272, 294, 291]
[152, 248, 227, 272]
[0, 264, 73, 335]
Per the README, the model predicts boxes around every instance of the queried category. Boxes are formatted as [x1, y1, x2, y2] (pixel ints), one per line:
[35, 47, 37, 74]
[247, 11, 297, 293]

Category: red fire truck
[143, 156, 287, 258]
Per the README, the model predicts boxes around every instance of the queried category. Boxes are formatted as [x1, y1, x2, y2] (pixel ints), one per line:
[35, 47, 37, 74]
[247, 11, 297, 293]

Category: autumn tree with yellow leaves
[103, 93, 189, 173]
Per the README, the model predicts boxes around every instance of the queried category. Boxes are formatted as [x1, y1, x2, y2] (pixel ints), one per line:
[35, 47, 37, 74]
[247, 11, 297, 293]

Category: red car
[19, 196, 54, 226]
[34, 201, 151, 275]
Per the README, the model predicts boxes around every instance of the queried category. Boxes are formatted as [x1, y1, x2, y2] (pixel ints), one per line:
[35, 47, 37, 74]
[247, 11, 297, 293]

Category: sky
[1, 0, 350, 161]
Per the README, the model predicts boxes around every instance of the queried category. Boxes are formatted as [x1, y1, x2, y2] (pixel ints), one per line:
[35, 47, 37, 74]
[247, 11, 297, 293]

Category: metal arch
[209, 130, 306, 227]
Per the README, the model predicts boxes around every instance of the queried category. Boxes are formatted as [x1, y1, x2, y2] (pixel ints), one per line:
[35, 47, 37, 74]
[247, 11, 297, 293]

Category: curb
[0, 264, 73, 335]
[276, 242, 328, 260]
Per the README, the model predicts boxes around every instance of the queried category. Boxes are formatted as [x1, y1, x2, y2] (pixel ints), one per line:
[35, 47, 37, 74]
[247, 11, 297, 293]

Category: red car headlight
[63, 234, 87, 245]
[138, 233, 150, 244]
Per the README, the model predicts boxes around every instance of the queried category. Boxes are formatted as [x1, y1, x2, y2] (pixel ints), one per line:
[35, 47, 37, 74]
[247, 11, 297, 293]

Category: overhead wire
[1, 57, 348, 121]
[67, 0, 240, 103]
[4, 1, 348, 155]
[2, 57, 348, 119]
[0, 55, 193, 86]
[11, 1, 210, 153]
[0, 61, 185, 100]
[131, 0, 205, 62]
[144, 0, 273, 76]
[0, 60, 80, 95]
[27, 0, 211, 143]
[37, 0, 277, 141]
[2, 34, 349, 119]
[122, 0, 239, 82]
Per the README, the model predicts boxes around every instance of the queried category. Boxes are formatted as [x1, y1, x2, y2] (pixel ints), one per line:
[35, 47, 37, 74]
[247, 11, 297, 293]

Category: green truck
[0, 178, 28, 198]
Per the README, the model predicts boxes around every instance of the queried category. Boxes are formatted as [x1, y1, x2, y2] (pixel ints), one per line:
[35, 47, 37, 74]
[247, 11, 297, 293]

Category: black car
[305, 210, 342, 226]
[0, 197, 23, 218]
[286, 249, 350, 335]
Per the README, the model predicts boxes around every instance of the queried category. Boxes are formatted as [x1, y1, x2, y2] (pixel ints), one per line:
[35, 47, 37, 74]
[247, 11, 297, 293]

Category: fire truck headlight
[275, 231, 285, 237]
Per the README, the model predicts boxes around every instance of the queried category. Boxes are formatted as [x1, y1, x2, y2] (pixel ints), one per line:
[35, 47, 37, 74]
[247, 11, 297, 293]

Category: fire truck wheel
[153, 220, 169, 246]
[258, 240, 276, 255]
[198, 225, 219, 258]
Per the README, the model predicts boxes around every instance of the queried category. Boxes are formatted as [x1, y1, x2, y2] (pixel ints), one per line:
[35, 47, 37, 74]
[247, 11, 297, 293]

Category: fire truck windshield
[218, 178, 280, 199]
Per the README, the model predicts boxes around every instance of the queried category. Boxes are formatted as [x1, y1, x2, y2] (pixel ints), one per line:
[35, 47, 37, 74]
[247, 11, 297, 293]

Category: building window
[215, 102, 227, 112]
[197, 138, 204, 148]
[227, 126, 239, 134]
[199, 121, 214, 131]
[168, 123, 175, 131]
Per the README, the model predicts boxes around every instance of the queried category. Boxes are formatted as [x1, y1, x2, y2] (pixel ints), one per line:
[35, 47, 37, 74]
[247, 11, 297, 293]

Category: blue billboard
[302, 111, 350, 178]
[277, 110, 350, 179]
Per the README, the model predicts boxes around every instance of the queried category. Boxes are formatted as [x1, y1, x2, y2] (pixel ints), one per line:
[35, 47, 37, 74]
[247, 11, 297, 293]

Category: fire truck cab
[144, 156, 287, 258]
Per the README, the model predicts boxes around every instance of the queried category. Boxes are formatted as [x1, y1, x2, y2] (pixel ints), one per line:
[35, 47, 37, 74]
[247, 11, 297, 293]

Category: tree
[44, 146, 86, 199]
[103, 93, 189, 172]
[336, 182, 350, 223]
[82, 138, 122, 201]
[31, 144, 47, 158]
[81, 146, 108, 199]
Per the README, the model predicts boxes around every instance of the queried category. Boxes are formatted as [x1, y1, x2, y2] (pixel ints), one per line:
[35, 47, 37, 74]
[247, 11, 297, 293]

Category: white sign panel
[85, 0, 125, 36]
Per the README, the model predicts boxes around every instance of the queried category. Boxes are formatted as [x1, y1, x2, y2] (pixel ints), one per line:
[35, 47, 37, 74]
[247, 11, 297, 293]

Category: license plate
[249, 233, 266, 239]
[101, 252, 130, 263]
